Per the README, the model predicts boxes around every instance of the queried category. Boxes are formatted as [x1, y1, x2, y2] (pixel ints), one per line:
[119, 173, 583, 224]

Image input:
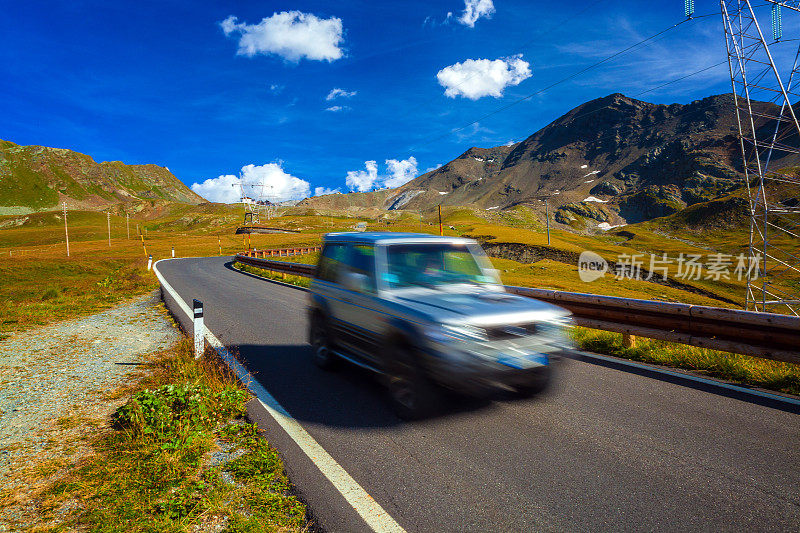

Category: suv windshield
[383, 242, 498, 289]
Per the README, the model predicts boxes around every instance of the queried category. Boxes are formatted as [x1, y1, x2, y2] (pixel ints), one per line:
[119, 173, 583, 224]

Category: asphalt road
[158, 256, 800, 532]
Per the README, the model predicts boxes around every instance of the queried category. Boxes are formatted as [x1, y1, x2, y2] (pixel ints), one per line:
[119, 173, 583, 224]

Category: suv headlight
[423, 324, 487, 343]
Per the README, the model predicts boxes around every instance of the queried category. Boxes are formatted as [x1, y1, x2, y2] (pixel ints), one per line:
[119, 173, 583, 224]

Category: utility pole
[720, 0, 800, 314]
[63, 202, 70, 257]
[126, 213, 130, 239]
[107, 212, 111, 247]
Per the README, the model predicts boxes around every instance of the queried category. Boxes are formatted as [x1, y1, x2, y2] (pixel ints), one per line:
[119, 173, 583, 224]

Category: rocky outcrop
[555, 202, 611, 227]
[590, 181, 623, 196]
[618, 186, 686, 223]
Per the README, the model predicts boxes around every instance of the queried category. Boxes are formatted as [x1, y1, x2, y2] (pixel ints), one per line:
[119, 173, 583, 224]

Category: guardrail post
[147, 254, 152, 271]
[193, 299, 204, 359]
[623, 334, 636, 348]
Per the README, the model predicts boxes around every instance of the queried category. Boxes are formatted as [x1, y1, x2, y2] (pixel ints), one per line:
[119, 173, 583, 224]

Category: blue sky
[0, 1, 762, 202]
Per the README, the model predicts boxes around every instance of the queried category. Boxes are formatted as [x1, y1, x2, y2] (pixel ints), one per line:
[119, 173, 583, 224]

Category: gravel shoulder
[0, 290, 182, 528]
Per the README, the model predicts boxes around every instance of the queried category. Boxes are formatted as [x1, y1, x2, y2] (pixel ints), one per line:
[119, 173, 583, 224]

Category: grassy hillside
[0, 139, 203, 213]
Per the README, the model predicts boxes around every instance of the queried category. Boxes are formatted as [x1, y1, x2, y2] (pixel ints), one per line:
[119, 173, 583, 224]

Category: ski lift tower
[232, 182, 277, 226]
[720, 0, 800, 315]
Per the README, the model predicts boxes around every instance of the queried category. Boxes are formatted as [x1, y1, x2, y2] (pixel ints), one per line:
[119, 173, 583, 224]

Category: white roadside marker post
[193, 299, 204, 359]
[172, 247, 175, 258]
[147, 254, 153, 271]
[63, 202, 70, 257]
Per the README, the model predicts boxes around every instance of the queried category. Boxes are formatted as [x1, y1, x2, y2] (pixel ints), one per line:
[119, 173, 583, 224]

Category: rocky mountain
[303, 93, 799, 229]
[0, 139, 204, 214]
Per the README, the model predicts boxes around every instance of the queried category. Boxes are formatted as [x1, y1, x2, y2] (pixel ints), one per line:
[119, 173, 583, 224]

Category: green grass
[571, 327, 800, 396]
[32, 339, 308, 532]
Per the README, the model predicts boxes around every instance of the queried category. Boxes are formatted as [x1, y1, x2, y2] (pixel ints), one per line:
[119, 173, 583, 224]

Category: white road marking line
[152, 259, 407, 533]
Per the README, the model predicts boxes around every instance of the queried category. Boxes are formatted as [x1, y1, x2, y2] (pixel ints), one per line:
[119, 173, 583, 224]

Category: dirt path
[0, 290, 181, 529]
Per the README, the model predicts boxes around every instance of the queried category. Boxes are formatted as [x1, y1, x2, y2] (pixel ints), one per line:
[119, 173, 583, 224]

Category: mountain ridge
[302, 92, 799, 229]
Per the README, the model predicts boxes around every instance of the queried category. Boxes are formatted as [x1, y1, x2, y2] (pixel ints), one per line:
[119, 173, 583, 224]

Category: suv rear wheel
[386, 344, 438, 420]
[311, 314, 339, 370]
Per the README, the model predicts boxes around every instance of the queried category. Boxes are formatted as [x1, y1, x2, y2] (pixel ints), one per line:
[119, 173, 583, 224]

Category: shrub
[113, 383, 247, 442]
[40, 287, 60, 300]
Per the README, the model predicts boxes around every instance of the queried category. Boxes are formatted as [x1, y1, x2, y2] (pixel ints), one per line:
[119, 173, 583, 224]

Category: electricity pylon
[232, 182, 277, 225]
[720, 0, 800, 315]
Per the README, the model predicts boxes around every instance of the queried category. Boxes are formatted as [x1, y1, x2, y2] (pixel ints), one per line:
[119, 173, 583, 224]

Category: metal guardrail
[233, 253, 800, 364]
[236, 253, 317, 277]
[505, 287, 799, 364]
[241, 246, 321, 259]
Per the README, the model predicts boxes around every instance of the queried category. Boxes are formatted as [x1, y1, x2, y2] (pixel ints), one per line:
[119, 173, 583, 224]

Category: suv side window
[343, 245, 377, 293]
[317, 243, 349, 282]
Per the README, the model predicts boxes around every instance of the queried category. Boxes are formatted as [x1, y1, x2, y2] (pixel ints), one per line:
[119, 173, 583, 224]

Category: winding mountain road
[156, 256, 799, 533]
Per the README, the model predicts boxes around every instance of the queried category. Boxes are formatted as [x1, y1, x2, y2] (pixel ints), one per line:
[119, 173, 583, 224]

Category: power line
[561, 60, 728, 128]
[501, 60, 735, 187]
[634, 60, 727, 97]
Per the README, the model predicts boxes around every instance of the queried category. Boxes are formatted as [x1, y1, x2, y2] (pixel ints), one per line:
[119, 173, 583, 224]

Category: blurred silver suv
[308, 232, 572, 419]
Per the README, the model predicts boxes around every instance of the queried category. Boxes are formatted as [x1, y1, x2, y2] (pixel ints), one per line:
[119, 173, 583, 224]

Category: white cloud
[314, 186, 341, 196]
[191, 162, 311, 203]
[326, 88, 357, 100]
[425, 164, 443, 173]
[269, 84, 284, 93]
[437, 54, 531, 100]
[423, 12, 453, 27]
[458, 0, 495, 27]
[191, 173, 242, 204]
[346, 161, 378, 192]
[325, 105, 351, 112]
[220, 11, 344, 62]
[343, 158, 420, 192]
[384, 157, 418, 188]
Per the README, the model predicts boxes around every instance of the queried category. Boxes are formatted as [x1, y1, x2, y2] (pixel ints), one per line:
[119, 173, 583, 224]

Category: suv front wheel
[385, 343, 438, 420]
[514, 366, 552, 397]
[310, 314, 339, 370]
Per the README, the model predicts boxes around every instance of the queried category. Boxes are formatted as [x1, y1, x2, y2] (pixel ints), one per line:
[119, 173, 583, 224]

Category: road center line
[153, 258, 407, 533]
